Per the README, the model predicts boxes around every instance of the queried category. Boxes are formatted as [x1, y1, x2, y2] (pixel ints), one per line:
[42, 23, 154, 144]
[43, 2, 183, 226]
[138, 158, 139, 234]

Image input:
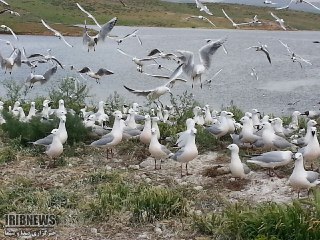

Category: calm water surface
[0, 26, 320, 116]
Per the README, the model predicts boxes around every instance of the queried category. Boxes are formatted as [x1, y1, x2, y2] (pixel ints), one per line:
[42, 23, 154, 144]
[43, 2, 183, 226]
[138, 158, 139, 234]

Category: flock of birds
[0, 0, 319, 198]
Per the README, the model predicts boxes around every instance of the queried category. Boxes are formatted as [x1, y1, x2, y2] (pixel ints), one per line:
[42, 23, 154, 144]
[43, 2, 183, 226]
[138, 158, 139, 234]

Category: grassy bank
[0, 0, 320, 36]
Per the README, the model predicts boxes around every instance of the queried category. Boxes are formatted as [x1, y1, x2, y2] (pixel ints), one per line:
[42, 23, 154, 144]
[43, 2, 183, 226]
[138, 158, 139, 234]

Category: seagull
[270, 12, 286, 30]
[45, 129, 64, 161]
[278, 39, 312, 67]
[0, 48, 21, 74]
[176, 37, 226, 88]
[25, 66, 57, 88]
[250, 67, 259, 81]
[246, 42, 271, 64]
[77, 67, 114, 83]
[264, 0, 277, 4]
[171, 128, 198, 177]
[108, 29, 142, 45]
[76, 2, 101, 28]
[0, 25, 18, 40]
[185, 15, 216, 27]
[0, 9, 20, 16]
[83, 17, 117, 52]
[195, 0, 213, 16]
[41, 19, 73, 47]
[248, 150, 294, 177]
[227, 144, 250, 179]
[117, 48, 158, 72]
[290, 153, 320, 198]
[298, 127, 320, 169]
[176, 118, 196, 147]
[248, 15, 262, 26]
[27, 49, 64, 69]
[222, 9, 250, 29]
[276, 0, 294, 10]
[149, 128, 173, 170]
[296, 0, 320, 11]
[0, 0, 9, 5]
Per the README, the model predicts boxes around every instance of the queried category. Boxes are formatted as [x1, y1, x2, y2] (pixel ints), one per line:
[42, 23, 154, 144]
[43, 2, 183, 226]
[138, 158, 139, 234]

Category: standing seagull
[0, 25, 18, 40]
[45, 129, 64, 164]
[77, 67, 114, 83]
[246, 42, 271, 64]
[227, 144, 250, 179]
[76, 2, 101, 28]
[41, 19, 73, 47]
[83, 17, 117, 52]
[222, 9, 250, 29]
[176, 38, 226, 88]
[185, 15, 216, 27]
[270, 12, 286, 30]
[195, 0, 213, 15]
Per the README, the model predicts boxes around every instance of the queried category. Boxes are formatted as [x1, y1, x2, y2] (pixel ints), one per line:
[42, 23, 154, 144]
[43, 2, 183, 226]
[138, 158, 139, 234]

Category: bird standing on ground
[227, 144, 250, 179]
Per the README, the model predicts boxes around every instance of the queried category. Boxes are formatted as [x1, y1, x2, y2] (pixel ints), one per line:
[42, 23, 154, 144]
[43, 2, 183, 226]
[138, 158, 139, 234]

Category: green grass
[1, 0, 320, 35]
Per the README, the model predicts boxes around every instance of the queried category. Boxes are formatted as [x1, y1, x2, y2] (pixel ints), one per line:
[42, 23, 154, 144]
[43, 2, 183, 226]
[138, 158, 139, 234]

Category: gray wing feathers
[32, 134, 53, 146]
[98, 17, 118, 41]
[306, 171, 319, 183]
[42, 66, 57, 84]
[199, 38, 227, 69]
[161, 145, 172, 155]
[171, 148, 184, 161]
[242, 163, 251, 174]
[250, 151, 289, 163]
[91, 134, 114, 146]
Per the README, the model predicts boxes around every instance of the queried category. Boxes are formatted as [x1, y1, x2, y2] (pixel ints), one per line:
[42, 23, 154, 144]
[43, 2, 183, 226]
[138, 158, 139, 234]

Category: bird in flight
[41, 19, 73, 47]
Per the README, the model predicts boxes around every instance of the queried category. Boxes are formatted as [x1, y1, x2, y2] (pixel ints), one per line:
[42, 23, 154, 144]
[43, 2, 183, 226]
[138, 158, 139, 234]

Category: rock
[145, 178, 152, 183]
[217, 166, 230, 174]
[105, 165, 112, 171]
[139, 158, 154, 168]
[194, 210, 202, 216]
[134, 174, 141, 180]
[154, 227, 162, 235]
[90, 228, 98, 235]
[128, 165, 140, 170]
[140, 174, 147, 179]
[137, 232, 149, 239]
[193, 186, 203, 191]
[113, 158, 123, 163]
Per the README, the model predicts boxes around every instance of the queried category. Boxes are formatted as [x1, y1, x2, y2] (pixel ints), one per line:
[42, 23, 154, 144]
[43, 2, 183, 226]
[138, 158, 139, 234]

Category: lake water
[0, 26, 320, 116]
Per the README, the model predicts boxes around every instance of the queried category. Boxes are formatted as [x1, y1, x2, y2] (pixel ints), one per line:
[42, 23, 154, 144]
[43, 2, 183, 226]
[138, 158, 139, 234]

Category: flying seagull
[0, 25, 18, 40]
[270, 12, 286, 30]
[41, 19, 73, 47]
[83, 17, 117, 52]
[78, 67, 114, 83]
[296, 0, 320, 11]
[76, 2, 101, 28]
[0, 48, 21, 74]
[28, 49, 64, 69]
[222, 9, 250, 29]
[250, 67, 259, 81]
[185, 15, 216, 27]
[108, 29, 142, 45]
[276, 0, 294, 10]
[264, 0, 277, 4]
[195, 0, 213, 16]
[26, 66, 58, 88]
[246, 42, 271, 64]
[0, 9, 20, 16]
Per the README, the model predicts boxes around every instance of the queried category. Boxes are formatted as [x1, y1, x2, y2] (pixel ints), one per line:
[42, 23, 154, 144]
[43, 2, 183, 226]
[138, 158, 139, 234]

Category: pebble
[145, 178, 152, 183]
[90, 228, 97, 235]
[134, 174, 141, 180]
[105, 165, 112, 171]
[128, 165, 140, 170]
[154, 227, 162, 235]
[193, 186, 203, 191]
[137, 233, 149, 239]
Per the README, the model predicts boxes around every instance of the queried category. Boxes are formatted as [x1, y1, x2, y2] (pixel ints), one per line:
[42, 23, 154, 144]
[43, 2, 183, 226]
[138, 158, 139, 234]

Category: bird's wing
[118, 0, 127, 7]
[222, 9, 236, 25]
[41, 19, 60, 36]
[205, 68, 223, 83]
[78, 66, 91, 74]
[270, 12, 280, 21]
[122, 29, 139, 39]
[143, 72, 188, 82]
[96, 68, 114, 76]
[160, 145, 172, 155]
[136, 35, 143, 45]
[278, 39, 293, 54]
[276, 0, 294, 10]
[250, 151, 288, 163]
[148, 48, 161, 56]
[82, 31, 92, 45]
[50, 57, 64, 69]
[98, 17, 118, 41]
[91, 134, 114, 146]
[13, 49, 21, 67]
[199, 37, 227, 69]
[60, 35, 73, 48]
[279, 21, 286, 30]
[0, 0, 9, 5]
[295, 55, 312, 65]
[303, 0, 320, 11]
[1, 25, 18, 40]
[42, 66, 57, 83]
[76, 3, 101, 28]
[123, 85, 153, 97]
[203, 16, 216, 27]
[261, 48, 271, 64]
[0, 9, 9, 14]
[27, 53, 45, 59]
[164, 63, 185, 87]
[306, 171, 319, 183]
[117, 48, 134, 58]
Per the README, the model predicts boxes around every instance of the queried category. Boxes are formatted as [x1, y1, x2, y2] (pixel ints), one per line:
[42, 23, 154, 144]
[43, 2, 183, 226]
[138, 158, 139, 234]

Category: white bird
[176, 38, 226, 88]
[117, 48, 158, 72]
[296, 0, 320, 11]
[27, 49, 64, 69]
[250, 67, 259, 81]
[264, 0, 277, 4]
[45, 129, 64, 163]
[195, 0, 213, 15]
[176, 118, 196, 147]
[270, 12, 286, 30]
[289, 153, 320, 198]
[227, 144, 250, 179]
[108, 29, 142, 45]
[26, 102, 37, 121]
[0, 24, 18, 40]
[149, 128, 173, 170]
[76, 2, 101, 28]
[185, 15, 216, 27]
[83, 17, 117, 52]
[90, 111, 124, 158]
[171, 128, 198, 177]
[41, 19, 73, 47]
[276, 0, 294, 10]
[248, 150, 294, 176]
[25, 66, 57, 88]
[140, 115, 152, 144]
[206, 111, 232, 138]
[204, 68, 223, 87]
[288, 111, 301, 130]
[246, 42, 271, 64]
[222, 9, 250, 29]
[298, 127, 320, 169]
[0, 48, 21, 74]
[77, 67, 114, 83]
[238, 116, 261, 145]
[291, 119, 317, 147]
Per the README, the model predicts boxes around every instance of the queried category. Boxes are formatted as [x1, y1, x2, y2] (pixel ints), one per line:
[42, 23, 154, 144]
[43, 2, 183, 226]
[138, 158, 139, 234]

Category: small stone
[230, 178, 236, 182]
[194, 210, 202, 216]
[90, 228, 98, 234]
[145, 178, 152, 183]
[179, 181, 188, 186]
[154, 227, 162, 235]
[193, 186, 203, 191]
[128, 165, 140, 170]
[137, 233, 149, 239]
[105, 165, 112, 170]
[113, 159, 123, 163]
[134, 175, 141, 180]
